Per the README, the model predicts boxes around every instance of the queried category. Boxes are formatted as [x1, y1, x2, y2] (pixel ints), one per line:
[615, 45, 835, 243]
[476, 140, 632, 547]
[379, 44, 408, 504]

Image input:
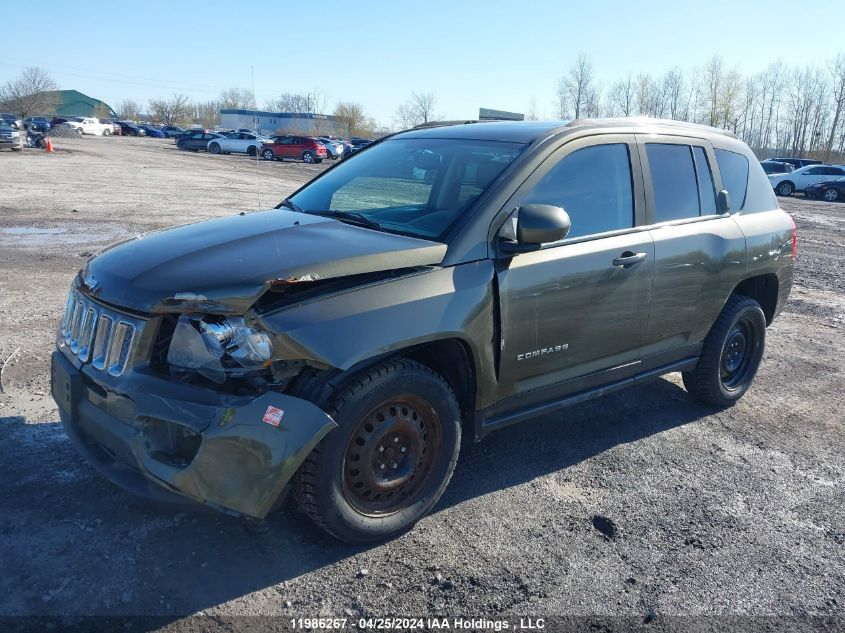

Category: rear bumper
[52, 350, 337, 518]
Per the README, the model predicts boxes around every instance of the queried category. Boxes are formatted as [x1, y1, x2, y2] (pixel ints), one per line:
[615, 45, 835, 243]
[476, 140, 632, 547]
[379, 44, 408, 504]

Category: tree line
[552, 52, 845, 161]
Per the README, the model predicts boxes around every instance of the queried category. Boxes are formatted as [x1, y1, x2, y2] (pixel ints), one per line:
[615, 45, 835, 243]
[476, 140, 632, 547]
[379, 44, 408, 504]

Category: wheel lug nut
[379, 463, 385, 470]
[392, 462, 397, 469]
[400, 446, 406, 453]
[378, 446, 384, 452]
[394, 437, 399, 443]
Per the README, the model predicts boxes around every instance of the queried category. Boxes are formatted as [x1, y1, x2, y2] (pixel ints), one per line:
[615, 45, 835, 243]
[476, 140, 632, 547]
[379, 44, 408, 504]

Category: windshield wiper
[306, 210, 383, 231]
[278, 198, 304, 213]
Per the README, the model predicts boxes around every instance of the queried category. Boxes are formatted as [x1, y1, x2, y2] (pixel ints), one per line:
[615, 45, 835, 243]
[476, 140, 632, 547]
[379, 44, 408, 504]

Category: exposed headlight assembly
[167, 314, 272, 383]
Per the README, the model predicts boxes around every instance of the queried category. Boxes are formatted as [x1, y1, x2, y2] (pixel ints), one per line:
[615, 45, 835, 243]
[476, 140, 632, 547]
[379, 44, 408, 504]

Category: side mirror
[716, 189, 732, 214]
[500, 204, 571, 254]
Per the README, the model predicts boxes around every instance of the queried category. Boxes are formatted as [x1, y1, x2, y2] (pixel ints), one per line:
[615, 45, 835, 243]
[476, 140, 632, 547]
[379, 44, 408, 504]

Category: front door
[495, 135, 654, 405]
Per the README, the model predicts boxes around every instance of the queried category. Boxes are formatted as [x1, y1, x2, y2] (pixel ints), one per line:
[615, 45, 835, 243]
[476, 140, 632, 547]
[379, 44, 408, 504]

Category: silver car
[317, 137, 344, 159]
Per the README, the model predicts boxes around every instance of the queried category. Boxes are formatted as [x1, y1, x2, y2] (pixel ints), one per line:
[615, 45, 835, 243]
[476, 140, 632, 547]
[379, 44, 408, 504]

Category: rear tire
[262, 149, 275, 160]
[103, 128, 111, 136]
[294, 358, 461, 543]
[247, 145, 257, 156]
[302, 151, 315, 163]
[824, 188, 839, 202]
[776, 181, 794, 196]
[682, 294, 766, 407]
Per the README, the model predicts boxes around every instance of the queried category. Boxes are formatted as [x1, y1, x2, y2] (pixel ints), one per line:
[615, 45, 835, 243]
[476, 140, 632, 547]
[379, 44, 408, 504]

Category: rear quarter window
[715, 149, 749, 211]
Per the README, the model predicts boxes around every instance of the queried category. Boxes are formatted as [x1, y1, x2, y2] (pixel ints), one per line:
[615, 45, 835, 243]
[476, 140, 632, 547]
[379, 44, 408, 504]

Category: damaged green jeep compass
[53, 118, 795, 542]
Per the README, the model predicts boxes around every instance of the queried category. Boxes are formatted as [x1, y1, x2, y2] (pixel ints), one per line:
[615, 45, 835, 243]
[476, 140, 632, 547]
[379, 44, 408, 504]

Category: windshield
[288, 137, 525, 240]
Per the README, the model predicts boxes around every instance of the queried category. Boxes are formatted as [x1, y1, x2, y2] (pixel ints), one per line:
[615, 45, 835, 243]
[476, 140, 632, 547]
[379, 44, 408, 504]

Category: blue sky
[3, 0, 844, 125]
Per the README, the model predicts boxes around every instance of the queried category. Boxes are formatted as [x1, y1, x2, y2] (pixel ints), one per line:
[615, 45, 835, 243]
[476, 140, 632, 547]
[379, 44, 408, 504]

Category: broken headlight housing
[166, 314, 272, 384]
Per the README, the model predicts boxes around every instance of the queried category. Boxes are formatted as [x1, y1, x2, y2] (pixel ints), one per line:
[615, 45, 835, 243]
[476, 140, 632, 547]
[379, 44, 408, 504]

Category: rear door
[638, 137, 746, 363]
[495, 135, 655, 403]
[278, 136, 296, 157]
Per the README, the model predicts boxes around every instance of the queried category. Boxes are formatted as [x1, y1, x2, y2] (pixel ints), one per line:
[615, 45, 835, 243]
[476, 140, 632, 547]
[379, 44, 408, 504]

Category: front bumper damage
[52, 350, 336, 518]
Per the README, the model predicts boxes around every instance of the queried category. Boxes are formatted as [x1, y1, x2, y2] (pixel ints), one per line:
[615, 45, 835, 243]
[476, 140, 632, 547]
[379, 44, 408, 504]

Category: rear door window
[523, 143, 634, 239]
[646, 143, 700, 221]
[715, 149, 749, 210]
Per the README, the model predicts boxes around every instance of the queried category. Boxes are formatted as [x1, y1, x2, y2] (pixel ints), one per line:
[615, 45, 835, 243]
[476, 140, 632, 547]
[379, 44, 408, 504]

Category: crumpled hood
[82, 209, 446, 314]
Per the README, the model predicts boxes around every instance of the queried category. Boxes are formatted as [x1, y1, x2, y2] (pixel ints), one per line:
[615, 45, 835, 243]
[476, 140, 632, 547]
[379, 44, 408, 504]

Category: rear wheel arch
[732, 274, 779, 325]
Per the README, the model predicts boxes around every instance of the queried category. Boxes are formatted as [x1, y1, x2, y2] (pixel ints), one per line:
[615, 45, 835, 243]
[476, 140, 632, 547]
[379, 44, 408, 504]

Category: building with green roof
[42, 90, 117, 118]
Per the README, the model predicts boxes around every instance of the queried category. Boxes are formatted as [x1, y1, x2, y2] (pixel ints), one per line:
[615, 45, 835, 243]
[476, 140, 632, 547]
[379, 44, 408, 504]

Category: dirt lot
[1, 136, 844, 628]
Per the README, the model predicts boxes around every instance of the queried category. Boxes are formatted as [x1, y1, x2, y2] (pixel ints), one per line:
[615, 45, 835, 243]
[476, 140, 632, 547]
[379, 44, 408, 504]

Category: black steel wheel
[683, 294, 766, 406]
[342, 395, 442, 516]
[294, 358, 461, 543]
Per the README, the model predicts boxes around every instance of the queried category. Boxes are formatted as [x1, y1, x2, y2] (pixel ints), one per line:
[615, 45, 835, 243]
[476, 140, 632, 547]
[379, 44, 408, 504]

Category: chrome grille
[60, 289, 144, 376]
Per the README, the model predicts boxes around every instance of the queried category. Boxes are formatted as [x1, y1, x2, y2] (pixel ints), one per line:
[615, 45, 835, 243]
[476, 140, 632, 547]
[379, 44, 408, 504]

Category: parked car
[63, 117, 114, 136]
[260, 135, 327, 163]
[99, 119, 121, 135]
[172, 127, 206, 140]
[50, 116, 77, 128]
[0, 120, 21, 150]
[138, 125, 167, 138]
[24, 116, 51, 132]
[768, 164, 845, 196]
[53, 118, 795, 543]
[208, 132, 268, 156]
[160, 125, 184, 138]
[767, 157, 822, 169]
[804, 176, 845, 202]
[115, 121, 146, 136]
[759, 160, 794, 175]
[316, 137, 344, 159]
[1, 112, 22, 129]
[176, 131, 224, 151]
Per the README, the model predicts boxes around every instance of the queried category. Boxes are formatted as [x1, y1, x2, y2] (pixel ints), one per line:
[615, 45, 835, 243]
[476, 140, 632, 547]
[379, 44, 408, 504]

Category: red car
[260, 135, 327, 163]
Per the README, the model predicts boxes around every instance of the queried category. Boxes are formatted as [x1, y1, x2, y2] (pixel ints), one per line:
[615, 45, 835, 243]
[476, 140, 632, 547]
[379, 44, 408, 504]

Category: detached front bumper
[51, 350, 336, 519]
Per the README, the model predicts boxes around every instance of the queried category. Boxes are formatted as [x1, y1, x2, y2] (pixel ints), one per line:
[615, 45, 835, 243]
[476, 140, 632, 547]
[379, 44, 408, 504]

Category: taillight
[790, 215, 797, 259]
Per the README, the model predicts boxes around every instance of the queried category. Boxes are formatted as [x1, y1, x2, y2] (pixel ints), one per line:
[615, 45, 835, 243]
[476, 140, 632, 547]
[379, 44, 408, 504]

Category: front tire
[103, 128, 111, 136]
[262, 149, 275, 160]
[209, 142, 221, 154]
[294, 359, 461, 543]
[823, 188, 839, 202]
[776, 181, 794, 196]
[302, 151, 315, 163]
[247, 145, 257, 156]
[682, 294, 766, 407]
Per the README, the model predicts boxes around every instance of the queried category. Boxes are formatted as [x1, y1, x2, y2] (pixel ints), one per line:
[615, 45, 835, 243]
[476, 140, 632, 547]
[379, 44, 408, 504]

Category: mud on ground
[0, 136, 843, 626]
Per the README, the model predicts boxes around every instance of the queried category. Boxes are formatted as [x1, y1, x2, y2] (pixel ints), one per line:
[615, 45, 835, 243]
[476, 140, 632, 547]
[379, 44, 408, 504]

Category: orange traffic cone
[45, 137, 53, 153]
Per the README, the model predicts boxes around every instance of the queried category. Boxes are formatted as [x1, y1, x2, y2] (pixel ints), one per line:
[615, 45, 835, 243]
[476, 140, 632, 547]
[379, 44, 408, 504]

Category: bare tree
[265, 91, 327, 114]
[0, 67, 58, 118]
[557, 54, 595, 119]
[607, 74, 636, 116]
[219, 88, 255, 111]
[194, 100, 221, 128]
[525, 96, 539, 121]
[148, 94, 193, 126]
[116, 99, 142, 120]
[825, 53, 845, 159]
[394, 92, 438, 128]
[333, 102, 371, 137]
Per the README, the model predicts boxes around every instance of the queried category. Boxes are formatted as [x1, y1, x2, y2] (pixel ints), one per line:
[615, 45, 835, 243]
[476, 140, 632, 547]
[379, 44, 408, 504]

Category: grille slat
[60, 290, 142, 376]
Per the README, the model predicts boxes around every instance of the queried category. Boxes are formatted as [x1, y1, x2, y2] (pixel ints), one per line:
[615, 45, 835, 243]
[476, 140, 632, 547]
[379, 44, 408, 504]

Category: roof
[41, 90, 116, 118]
[397, 117, 737, 144]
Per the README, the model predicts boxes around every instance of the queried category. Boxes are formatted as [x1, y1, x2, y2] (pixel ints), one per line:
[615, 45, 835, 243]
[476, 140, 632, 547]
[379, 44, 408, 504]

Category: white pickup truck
[63, 117, 113, 136]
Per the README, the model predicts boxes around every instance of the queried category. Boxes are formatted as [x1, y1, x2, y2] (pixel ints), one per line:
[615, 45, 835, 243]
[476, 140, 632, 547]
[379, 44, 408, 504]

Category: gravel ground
[0, 136, 843, 630]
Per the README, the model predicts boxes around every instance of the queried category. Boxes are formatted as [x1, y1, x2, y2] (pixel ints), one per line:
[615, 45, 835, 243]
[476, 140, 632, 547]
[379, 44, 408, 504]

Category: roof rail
[566, 116, 738, 139]
[410, 120, 478, 130]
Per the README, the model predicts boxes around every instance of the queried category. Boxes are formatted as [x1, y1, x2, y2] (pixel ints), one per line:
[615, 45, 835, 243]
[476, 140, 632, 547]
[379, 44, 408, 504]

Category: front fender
[257, 260, 498, 408]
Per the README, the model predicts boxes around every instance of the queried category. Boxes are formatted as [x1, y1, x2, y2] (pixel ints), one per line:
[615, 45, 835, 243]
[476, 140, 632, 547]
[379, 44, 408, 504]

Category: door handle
[612, 251, 647, 268]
